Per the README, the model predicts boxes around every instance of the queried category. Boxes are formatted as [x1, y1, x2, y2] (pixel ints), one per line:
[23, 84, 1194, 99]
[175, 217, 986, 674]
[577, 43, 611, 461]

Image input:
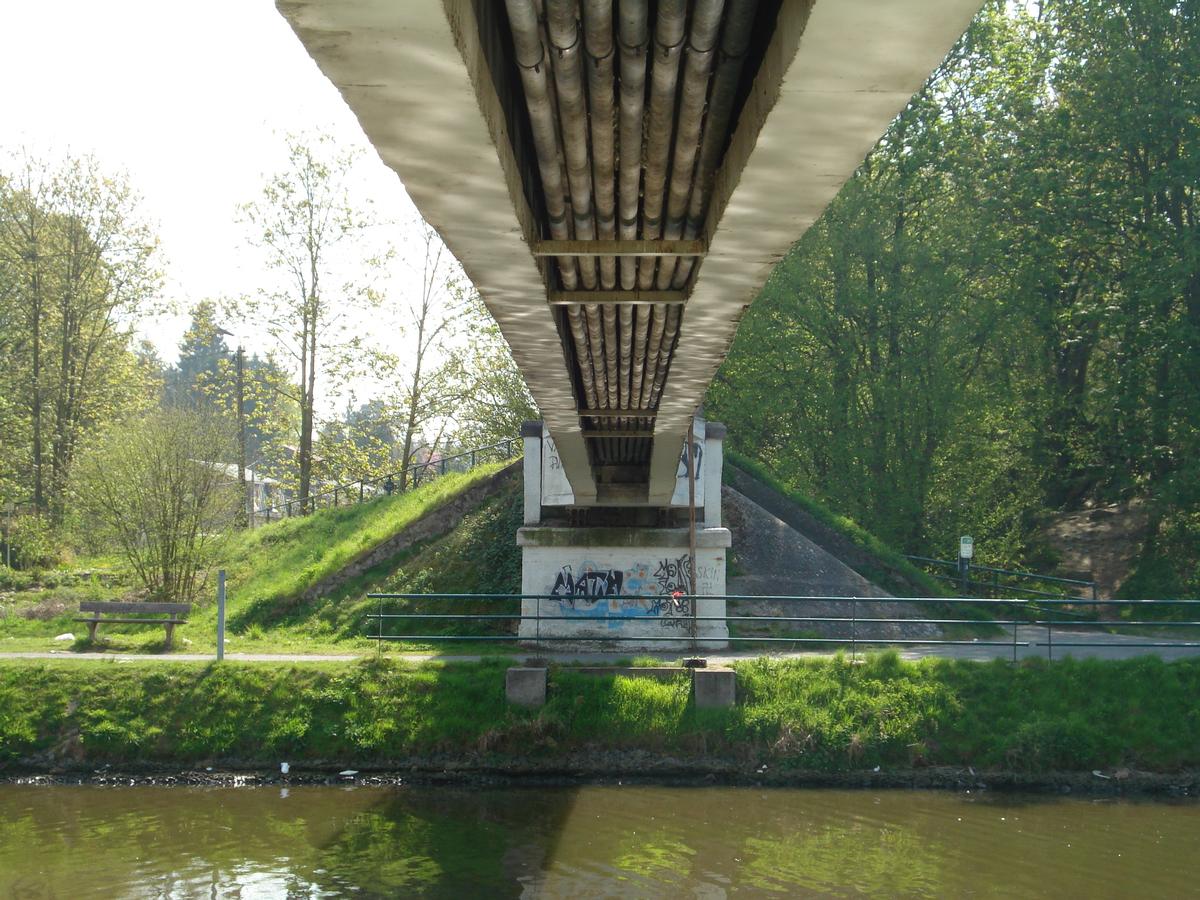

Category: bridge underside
[278, 0, 979, 506]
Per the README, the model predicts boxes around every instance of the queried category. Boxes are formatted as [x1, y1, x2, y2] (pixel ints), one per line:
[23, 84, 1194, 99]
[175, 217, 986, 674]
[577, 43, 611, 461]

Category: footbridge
[278, 0, 979, 506]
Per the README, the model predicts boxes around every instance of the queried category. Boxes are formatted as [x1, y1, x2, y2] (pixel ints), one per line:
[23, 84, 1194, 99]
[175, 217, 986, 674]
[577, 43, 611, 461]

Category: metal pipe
[545, 0, 598, 291]
[582, 0, 618, 290]
[503, 0, 578, 291]
[638, 306, 668, 407]
[672, 0, 760, 288]
[656, 0, 725, 289]
[566, 304, 600, 410]
[635, 0, 687, 291]
[618, 303, 633, 410]
[616, 0, 648, 291]
[648, 303, 682, 406]
[583, 302, 610, 408]
[629, 305, 651, 407]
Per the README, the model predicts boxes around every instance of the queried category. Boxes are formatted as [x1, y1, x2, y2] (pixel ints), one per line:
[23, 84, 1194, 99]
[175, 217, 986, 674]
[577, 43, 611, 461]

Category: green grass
[0, 463, 516, 655]
[2, 653, 1198, 774]
[726, 452, 946, 599]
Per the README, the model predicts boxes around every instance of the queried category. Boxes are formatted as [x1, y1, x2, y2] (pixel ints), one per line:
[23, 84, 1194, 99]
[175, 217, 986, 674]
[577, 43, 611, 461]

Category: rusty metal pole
[688, 419, 698, 654]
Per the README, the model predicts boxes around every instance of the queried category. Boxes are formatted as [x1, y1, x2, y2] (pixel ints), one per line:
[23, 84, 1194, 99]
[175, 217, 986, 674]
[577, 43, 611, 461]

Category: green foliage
[3, 654, 1198, 773]
[4, 514, 62, 571]
[72, 406, 237, 603]
[710, 1, 1200, 587]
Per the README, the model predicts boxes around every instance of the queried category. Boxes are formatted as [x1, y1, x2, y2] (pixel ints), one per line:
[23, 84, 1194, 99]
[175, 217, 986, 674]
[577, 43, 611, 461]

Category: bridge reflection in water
[0, 784, 1196, 897]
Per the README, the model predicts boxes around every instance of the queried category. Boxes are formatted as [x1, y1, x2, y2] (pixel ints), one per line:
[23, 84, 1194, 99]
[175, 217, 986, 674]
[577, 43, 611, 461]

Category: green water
[0, 784, 1196, 897]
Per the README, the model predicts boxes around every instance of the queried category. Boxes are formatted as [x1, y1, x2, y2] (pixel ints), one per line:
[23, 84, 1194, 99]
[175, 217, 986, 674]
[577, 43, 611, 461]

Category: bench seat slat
[78, 601, 191, 615]
[73, 617, 187, 625]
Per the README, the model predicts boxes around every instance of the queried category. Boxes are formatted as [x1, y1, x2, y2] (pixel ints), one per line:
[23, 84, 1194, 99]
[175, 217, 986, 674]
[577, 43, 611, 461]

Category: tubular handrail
[363, 592, 1200, 661]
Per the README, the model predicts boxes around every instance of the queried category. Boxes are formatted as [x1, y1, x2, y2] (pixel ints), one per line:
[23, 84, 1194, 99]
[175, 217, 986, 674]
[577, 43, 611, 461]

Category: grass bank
[3, 654, 1197, 779]
[0, 461, 517, 655]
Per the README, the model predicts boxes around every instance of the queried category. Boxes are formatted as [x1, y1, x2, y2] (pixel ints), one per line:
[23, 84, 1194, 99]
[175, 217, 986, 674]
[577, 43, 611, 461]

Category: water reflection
[0, 784, 1196, 897]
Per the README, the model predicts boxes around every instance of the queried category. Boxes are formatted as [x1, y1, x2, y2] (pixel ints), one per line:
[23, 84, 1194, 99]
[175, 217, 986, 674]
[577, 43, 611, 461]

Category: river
[0, 783, 1196, 897]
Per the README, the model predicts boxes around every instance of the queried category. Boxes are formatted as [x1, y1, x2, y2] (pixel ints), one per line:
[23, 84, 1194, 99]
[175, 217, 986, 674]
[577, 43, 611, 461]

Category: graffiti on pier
[654, 555, 693, 596]
[550, 566, 624, 605]
[541, 552, 714, 630]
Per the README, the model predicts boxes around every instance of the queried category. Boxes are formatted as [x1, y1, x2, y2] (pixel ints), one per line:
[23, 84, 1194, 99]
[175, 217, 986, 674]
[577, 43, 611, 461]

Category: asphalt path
[0, 627, 1196, 664]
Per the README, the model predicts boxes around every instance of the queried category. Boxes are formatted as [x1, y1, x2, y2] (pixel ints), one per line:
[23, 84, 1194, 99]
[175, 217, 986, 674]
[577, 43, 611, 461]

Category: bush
[4, 515, 62, 571]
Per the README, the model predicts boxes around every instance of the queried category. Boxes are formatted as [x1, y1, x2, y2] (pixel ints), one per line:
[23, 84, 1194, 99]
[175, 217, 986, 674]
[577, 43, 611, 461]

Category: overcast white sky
[0, 0, 435, 378]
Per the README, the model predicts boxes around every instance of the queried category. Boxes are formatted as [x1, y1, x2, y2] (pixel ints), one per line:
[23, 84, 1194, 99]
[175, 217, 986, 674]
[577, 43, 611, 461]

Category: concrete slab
[693, 667, 737, 709]
[506, 666, 547, 707]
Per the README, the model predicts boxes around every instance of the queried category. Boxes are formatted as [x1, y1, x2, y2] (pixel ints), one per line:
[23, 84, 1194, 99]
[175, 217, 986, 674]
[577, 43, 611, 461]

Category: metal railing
[905, 555, 1099, 602]
[364, 593, 1200, 661]
[250, 437, 518, 526]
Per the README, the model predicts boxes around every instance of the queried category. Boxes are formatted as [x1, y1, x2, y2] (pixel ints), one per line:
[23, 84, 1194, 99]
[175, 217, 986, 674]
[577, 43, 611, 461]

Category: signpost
[958, 536, 974, 594]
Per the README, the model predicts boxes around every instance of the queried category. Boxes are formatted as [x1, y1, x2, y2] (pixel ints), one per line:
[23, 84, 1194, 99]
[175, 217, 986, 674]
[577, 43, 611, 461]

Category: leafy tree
[0, 152, 161, 521]
[239, 133, 385, 512]
[72, 406, 237, 603]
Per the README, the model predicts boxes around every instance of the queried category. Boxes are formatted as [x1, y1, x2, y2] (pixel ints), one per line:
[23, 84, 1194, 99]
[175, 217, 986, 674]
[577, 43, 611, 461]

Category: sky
[0, 0, 436, 381]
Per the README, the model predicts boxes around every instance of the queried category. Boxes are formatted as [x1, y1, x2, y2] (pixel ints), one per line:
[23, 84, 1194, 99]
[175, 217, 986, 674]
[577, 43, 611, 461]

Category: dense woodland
[710, 0, 1198, 595]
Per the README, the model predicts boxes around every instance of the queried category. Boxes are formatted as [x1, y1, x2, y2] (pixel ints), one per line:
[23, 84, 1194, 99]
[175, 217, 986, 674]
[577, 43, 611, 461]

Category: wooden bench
[75, 601, 191, 649]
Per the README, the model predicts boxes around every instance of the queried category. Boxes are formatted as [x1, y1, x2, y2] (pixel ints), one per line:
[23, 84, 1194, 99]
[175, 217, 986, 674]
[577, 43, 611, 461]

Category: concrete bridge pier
[518, 420, 730, 651]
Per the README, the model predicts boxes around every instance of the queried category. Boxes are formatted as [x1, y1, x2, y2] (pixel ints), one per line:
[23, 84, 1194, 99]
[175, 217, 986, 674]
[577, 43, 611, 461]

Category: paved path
[0, 627, 1196, 665]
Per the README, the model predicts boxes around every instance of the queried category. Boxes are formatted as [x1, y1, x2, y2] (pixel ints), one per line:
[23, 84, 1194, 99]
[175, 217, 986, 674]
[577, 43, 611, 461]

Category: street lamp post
[218, 328, 250, 527]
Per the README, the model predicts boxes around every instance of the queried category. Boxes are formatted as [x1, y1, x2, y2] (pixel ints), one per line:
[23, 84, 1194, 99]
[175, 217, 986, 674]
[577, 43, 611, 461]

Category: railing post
[470, 450, 476, 469]
[216, 570, 226, 662]
[1012, 603, 1019, 663]
[535, 594, 541, 654]
[377, 593, 383, 656]
[851, 597, 857, 662]
[360, 480, 365, 504]
[1047, 612, 1053, 661]
[334, 488, 339, 507]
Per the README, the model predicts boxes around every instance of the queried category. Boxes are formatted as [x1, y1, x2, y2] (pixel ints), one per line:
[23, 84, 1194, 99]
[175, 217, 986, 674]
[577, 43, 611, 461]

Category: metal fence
[251, 437, 518, 526]
[365, 593, 1200, 661]
[905, 555, 1098, 602]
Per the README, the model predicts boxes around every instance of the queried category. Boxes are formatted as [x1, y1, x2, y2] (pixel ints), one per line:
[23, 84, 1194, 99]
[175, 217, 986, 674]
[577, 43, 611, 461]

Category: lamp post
[217, 328, 250, 527]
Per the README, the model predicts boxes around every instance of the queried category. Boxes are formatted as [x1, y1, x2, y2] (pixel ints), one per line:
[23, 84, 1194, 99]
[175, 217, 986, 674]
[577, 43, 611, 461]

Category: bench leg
[164, 621, 176, 652]
[87, 618, 99, 642]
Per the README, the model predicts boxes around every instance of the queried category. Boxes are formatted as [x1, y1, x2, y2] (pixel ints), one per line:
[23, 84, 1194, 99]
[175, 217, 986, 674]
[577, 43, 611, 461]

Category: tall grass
[3, 654, 1197, 773]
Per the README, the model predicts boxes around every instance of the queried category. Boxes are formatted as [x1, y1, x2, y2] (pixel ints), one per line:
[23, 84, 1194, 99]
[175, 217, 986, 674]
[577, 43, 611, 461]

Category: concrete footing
[505, 667, 547, 707]
[693, 667, 737, 709]
[505, 665, 738, 709]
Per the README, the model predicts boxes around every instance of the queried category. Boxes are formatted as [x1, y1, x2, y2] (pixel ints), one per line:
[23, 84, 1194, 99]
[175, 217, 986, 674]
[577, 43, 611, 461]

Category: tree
[444, 289, 537, 448]
[0, 152, 161, 521]
[240, 133, 384, 512]
[73, 406, 237, 603]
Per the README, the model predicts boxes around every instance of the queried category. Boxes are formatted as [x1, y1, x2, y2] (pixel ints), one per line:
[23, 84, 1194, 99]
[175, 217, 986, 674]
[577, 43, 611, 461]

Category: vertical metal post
[216, 570, 226, 662]
[1047, 613, 1053, 661]
[851, 597, 857, 662]
[535, 595, 541, 654]
[377, 594, 383, 656]
[1012, 603, 1019, 663]
[235, 346, 248, 528]
[360, 480, 365, 504]
[687, 420, 698, 654]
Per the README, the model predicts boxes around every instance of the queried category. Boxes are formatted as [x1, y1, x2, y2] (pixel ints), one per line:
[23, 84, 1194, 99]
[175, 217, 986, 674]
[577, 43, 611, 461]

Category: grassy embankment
[0, 462, 522, 655]
[1, 653, 1197, 777]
